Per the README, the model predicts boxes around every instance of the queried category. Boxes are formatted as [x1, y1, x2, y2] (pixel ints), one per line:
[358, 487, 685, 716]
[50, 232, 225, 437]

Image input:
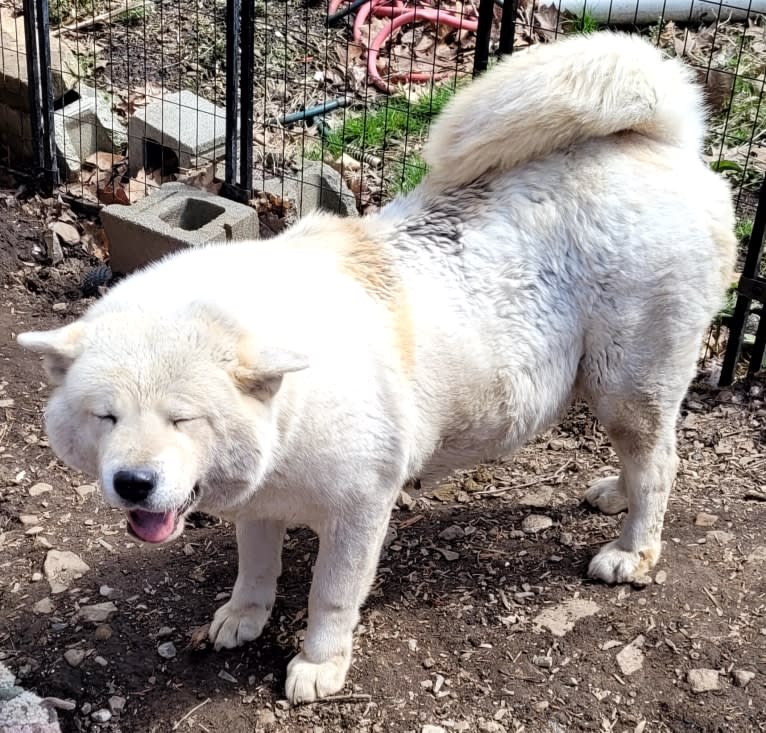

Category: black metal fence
[0, 0, 764, 379]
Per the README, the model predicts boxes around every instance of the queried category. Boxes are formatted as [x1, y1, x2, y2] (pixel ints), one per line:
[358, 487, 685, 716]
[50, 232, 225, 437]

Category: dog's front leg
[285, 511, 390, 704]
[209, 518, 286, 649]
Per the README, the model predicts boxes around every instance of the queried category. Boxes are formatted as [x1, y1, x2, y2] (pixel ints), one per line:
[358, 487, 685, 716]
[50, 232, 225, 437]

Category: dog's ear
[233, 346, 309, 401]
[17, 323, 85, 385]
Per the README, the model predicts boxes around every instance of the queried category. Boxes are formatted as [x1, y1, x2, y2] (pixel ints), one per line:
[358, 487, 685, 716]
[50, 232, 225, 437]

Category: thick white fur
[424, 31, 706, 187]
[18, 32, 735, 704]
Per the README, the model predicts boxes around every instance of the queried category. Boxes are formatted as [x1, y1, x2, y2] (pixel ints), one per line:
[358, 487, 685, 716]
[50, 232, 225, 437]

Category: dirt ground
[0, 192, 765, 733]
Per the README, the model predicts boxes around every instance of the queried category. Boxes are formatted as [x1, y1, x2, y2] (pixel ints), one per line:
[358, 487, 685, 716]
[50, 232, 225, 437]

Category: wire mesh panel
[2, 0, 765, 373]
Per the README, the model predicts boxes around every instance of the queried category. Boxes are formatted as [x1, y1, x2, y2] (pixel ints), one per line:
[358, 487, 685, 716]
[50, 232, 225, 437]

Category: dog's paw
[285, 651, 350, 704]
[584, 476, 628, 515]
[588, 540, 659, 584]
[208, 600, 270, 651]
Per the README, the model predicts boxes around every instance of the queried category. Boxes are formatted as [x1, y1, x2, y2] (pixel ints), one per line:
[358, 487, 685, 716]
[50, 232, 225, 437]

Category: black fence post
[238, 0, 255, 197]
[497, 0, 517, 57]
[23, 0, 58, 186]
[221, 0, 254, 203]
[719, 179, 766, 385]
[473, 0, 495, 75]
[224, 0, 241, 189]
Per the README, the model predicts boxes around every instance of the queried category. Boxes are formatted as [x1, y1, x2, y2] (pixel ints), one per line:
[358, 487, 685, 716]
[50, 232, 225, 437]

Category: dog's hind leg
[585, 393, 681, 584]
[209, 518, 286, 650]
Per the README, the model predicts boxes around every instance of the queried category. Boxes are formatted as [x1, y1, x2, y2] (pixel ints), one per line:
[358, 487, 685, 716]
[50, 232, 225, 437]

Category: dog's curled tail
[423, 31, 705, 187]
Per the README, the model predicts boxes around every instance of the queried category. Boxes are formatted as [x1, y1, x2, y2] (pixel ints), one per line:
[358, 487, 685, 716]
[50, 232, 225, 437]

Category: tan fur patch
[285, 216, 415, 375]
[637, 545, 660, 574]
[340, 221, 415, 376]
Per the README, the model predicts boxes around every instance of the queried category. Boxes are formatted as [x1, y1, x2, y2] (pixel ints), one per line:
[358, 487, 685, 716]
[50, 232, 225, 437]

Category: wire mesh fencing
[0, 0, 764, 376]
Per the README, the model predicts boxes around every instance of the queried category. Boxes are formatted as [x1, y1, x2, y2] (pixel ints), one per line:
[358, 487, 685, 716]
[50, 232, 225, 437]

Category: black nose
[113, 469, 157, 503]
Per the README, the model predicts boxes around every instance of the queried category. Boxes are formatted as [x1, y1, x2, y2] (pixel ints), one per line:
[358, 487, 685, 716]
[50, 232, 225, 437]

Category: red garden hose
[328, 0, 479, 91]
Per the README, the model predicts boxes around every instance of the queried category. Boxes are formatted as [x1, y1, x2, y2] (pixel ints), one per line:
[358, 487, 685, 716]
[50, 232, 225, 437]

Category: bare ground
[0, 198, 765, 733]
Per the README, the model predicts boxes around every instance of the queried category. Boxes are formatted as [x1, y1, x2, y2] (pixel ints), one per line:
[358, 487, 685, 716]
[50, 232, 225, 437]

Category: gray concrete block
[245, 160, 358, 218]
[54, 86, 128, 181]
[102, 182, 259, 274]
[128, 91, 227, 176]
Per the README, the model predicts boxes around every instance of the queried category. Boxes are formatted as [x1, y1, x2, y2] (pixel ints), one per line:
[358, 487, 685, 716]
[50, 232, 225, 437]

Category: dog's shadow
[11, 498, 617, 731]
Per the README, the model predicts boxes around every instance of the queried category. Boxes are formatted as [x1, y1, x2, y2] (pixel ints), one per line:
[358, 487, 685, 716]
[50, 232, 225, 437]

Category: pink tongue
[127, 509, 177, 543]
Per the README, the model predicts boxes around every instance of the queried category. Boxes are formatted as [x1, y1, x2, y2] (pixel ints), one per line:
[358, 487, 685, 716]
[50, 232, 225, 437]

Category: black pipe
[269, 97, 350, 127]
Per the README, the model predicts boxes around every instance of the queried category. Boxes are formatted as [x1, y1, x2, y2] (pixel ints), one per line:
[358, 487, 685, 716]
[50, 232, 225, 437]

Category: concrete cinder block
[101, 182, 259, 274]
[128, 91, 227, 176]
[54, 86, 128, 181]
[279, 161, 358, 218]
[229, 160, 358, 218]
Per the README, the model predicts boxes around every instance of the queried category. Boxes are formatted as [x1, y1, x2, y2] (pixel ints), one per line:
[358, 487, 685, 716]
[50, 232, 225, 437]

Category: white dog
[18, 32, 735, 703]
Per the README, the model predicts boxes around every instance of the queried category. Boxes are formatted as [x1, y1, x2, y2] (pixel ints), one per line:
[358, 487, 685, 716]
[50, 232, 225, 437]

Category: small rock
[732, 669, 755, 688]
[520, 485, 553, 508]
[94, 624, 113, 641]
[75, 601, 117, 624]
[81, 703, 92, 715]
[44, 549, 90, 594]
[29, 482, 52, 497]
[439, 525, 465, 541]
[438, 548, 460, 562]
[19, 514, 39, 525]
[522, 514, 553, 533]
[157, 626, 173, 637]
[94, 655, 108, 667]
[533, 701, 549, 712]
[533, 655, 552, 668]
[422, 727, 447, 733]
[533, 598, 600, 637]
[99, 585, 117, 599]
[688, 668, 719, 692]
[33, 597, 54, 614]
[74, 484, 96, 498]
[0, 398, 15, 408]
[423, 657, 435, 669]
[108, 695, 126, 714]
[64, 649, 85, 667]
[616, 636, 645, 676]
[397, 490, 415, 510]
[91, 709, 112, 723]
[31, 572, 43, 582]
[601, 640, 622, 651]
[157, 641, 177, 659]
[706, 530, 734, 545]
[695, 512, 718, 527]
[654, 570, 667, 585]
[52, 303, 68, 313]
[746, 546, 766, 563]
[257, 709, 277, 726]
[51, 221, 81, 245]
[218, 670, 237, 683]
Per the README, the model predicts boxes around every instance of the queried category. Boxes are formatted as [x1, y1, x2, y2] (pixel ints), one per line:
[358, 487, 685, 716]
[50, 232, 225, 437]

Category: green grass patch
[314, 82, 459, 198]
[565, 11, 600, 34]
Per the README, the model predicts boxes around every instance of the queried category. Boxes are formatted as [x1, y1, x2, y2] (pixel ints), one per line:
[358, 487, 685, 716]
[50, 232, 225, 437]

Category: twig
[703, 586, 723, 614]
[172, 698, 211, 730]
[306, 693, 372, 705]
[51, 0, 144, 35]
[475, 462, 573, 497]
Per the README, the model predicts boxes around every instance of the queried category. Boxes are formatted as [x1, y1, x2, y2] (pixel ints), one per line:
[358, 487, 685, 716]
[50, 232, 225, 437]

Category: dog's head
[17, 304, 307, 543]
